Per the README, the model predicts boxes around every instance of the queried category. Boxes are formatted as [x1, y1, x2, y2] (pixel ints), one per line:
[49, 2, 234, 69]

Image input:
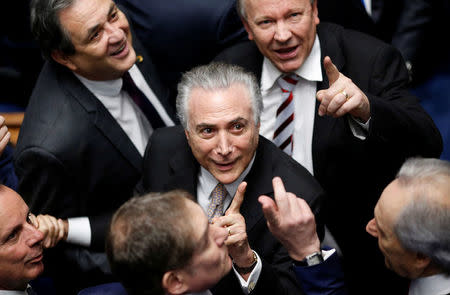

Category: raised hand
[212, 182, 255, 274]
[0, 116, 11, 157]
[35, 214, 68, 248]
[258, 177, 320, 261]
[316, 56, 370, 122]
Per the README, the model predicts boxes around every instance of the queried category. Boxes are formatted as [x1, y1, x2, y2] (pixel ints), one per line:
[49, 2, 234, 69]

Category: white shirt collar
[74, 64, 139, 97]
[0, 284, 30, 295]
[200, 154, 256, 200]
[409, 273, 450, 295]
[261, 34, 322, 92]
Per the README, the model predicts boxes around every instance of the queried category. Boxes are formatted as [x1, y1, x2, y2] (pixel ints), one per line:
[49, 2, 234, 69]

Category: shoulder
[257, 137, 323, 196]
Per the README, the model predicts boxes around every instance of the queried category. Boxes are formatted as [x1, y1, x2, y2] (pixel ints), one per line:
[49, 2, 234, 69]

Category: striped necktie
[273, 74, 299, 156]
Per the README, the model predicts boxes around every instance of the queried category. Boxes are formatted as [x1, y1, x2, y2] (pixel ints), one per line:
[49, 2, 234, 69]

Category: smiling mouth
[274, 45, 299, 58]
[214, 160, 236, 171]
[28, 253, 43, 264]
[111, 41, 127, 56]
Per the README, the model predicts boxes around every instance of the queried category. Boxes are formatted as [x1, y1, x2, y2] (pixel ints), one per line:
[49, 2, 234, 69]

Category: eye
[257, 19, 272, 27]
[6, 230, 18, 242]
[90, 30, 101, 41]
[202, 128, 213, 134]
[110, 10, 119, 21]
[234, 123, 242, 130]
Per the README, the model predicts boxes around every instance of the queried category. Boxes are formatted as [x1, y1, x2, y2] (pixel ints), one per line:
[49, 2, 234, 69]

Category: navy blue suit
[115, 0, 246, 105]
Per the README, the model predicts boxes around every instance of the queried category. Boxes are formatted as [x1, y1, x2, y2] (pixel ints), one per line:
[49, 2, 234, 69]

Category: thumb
[323, 56, 340, 85]
[258, 195, 279, 227]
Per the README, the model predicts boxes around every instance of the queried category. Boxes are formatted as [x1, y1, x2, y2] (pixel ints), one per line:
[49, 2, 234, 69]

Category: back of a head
[176, 62, 263, 129]
[106, 191, 196, 295]
[394, 158, 450, 274]
[30, 0, 76, 60]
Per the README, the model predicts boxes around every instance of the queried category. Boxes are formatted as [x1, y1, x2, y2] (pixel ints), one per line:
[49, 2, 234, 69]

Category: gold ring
[341, 90, 349, 101]
[228, 228, 232, 236]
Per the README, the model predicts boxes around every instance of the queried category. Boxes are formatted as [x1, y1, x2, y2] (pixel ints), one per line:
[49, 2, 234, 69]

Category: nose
[211, 224, 229, 247]
[24, 223, 44, 247]
[366, 218, 378, 238]
[215, 131, 232, 156]
[104, 22, 123, 43]
[274, 21, 292, 43]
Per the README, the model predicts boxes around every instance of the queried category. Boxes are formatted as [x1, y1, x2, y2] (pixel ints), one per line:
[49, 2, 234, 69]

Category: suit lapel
[311, 25, 346, 177]
[240, 137, 275, 232]
[57, 65, 143, 173]
[133, 35, 176, 121]
[166, 137, 199, 196]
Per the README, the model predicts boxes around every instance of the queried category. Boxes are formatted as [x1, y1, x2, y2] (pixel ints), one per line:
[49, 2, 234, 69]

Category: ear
[184, 129, 191, 142]
[241, 17, 254, 41]
[312, 0, 320, 25]
[51, 50, 77, 71]
[162, 271, 189, 295]
[414, 252, 432, 272]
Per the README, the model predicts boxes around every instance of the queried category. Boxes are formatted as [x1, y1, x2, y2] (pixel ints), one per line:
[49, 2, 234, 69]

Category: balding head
[0, 185, 44, 290]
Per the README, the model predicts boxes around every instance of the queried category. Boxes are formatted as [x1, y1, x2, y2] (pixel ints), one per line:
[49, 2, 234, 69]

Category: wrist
[294, 251, 324, 267]
[289, 244, 320, 261]
[233, 250, 257, 275]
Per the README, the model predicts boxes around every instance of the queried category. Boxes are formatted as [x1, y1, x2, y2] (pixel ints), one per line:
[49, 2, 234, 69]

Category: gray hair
[394, 158, 450, 274]
[30, 0, 76, 60]
[237, 0, 315, 20]
[176, 62, 263, 129]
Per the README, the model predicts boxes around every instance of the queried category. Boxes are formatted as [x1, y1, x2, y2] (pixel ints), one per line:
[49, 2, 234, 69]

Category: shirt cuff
[66, 217, 91, 247]
[348, 116, 371, 140]
[232, 251, 262, 294]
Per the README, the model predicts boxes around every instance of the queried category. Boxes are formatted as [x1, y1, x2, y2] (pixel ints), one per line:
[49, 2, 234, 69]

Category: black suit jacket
[139, 126, 325, 295]
[215, 22, 442, 294]
[13, 35, 175, 293]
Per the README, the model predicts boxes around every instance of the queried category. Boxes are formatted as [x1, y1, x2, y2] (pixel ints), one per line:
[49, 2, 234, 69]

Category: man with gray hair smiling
[139, 62, 326, 294]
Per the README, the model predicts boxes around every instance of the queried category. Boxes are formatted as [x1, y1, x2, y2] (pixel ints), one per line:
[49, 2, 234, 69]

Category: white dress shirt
[197, 156, 262, 294]
[0, 284, 32, 295]
[260, 34, 369, 175]
[66, 65, 175, 247]
[409, 273, 450, 295]
[0, 291, 27, 295]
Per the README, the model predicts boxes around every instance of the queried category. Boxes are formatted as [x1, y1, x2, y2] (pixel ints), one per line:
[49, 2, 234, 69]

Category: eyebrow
[85, 3, 117, 40]
[194, 117, 248, 131]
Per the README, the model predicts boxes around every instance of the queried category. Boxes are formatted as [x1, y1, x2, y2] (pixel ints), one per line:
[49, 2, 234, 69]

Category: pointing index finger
[323, 56, 340, 85]
[226, 181, 247, 215]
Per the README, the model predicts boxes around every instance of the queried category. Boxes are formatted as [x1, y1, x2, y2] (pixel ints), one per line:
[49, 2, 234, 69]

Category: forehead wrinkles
[60, 0, 111, 41]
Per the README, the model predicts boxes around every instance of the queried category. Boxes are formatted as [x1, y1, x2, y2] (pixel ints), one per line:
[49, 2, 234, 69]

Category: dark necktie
[122, 71, 165, 129]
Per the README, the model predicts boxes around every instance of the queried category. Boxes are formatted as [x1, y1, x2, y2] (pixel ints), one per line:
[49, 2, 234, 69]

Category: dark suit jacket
[115, 0, 246, 105]
[139, 126, 325, 295]
[215, 22, 442, 295]
[13, 34, 174, 293]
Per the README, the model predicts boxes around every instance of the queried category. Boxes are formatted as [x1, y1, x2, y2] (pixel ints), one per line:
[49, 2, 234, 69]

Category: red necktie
[273, 74, 299, 155]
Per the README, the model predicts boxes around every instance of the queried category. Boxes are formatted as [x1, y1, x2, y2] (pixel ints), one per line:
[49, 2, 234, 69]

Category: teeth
[113, 43, 126, 55]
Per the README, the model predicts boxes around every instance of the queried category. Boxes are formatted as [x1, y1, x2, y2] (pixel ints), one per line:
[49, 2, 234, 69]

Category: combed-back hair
[106, 190, 197, 295]
[394, 158, 450, 274]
